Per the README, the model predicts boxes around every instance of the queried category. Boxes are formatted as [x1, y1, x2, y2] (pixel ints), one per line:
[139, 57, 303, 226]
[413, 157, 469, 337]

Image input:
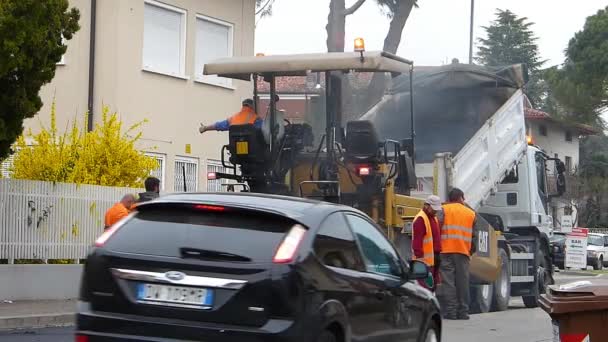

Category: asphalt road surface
[0, 273, 599, 342]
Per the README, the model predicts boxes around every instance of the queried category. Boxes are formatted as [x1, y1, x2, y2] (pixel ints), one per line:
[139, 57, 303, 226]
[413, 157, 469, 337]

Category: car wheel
[594, 256, 603, 270]
[316, 330, 336, 342]
[469, 284, 493, 314]
[423, 320, 440, 342]
[491, 249, 511, 312]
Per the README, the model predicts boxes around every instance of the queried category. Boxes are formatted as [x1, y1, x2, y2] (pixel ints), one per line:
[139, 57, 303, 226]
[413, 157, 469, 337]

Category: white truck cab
[481, 146, 559, 239]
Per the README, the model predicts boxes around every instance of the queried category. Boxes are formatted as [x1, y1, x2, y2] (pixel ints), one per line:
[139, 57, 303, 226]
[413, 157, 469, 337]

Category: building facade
[525, 107, 597, 227]
[3, 0, 256, 192]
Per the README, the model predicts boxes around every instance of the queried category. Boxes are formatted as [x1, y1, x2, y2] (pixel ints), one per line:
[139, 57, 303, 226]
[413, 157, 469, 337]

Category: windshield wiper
[180, 247, 252, 262]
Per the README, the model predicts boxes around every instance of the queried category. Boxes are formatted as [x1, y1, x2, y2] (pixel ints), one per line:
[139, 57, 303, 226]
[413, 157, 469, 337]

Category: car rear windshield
[104, 205, 298, 263]
[589, 236, 604, 246]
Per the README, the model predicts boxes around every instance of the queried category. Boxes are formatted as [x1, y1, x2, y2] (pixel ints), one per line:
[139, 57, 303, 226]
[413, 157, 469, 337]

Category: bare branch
[344, 0, 367, 16]
[256, 0, 275, 16]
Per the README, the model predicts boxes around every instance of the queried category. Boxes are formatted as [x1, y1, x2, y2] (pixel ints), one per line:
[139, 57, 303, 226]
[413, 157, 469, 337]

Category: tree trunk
[364, 0, 416, 115]
[325, 0, 369, 126]
[326, 0, 346, 52]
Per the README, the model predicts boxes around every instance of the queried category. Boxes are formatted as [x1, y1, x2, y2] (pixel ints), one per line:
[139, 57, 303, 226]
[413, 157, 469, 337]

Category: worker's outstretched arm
[200, 119, 230, 133]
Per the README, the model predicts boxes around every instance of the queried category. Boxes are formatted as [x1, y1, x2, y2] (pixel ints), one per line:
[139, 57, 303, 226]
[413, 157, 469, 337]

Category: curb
[0, 313, 74, 331]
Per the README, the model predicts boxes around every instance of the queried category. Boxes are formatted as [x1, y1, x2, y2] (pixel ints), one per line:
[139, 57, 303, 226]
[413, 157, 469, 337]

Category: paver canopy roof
[203, 51, 413, 80]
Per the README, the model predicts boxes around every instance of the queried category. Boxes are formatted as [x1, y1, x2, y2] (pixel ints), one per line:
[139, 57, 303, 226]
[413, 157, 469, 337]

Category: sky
[255, 0, 606, 68]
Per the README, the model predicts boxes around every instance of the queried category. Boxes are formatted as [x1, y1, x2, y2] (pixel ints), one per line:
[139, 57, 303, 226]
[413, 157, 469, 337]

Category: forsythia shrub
[12, 102, 157, 187]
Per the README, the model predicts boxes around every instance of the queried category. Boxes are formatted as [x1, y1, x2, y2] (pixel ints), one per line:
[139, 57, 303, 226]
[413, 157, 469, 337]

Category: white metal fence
[0, 179, 141, 261]
[588, 228, 608, 234]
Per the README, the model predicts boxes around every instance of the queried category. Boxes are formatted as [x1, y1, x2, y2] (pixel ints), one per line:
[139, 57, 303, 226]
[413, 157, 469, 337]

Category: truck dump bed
[361, 63, 528, 208]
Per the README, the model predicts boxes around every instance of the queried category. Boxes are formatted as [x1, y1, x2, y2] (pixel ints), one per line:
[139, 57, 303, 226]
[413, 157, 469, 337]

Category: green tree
[476, 9, 546, 106]
[571, 135, 608, 227]
[0, 0, 80, 160]
[544, 6, 607, 127]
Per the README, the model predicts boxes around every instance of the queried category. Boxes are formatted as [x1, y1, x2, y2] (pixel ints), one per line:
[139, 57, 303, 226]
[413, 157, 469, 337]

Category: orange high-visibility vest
[441, 203, 476, 256]
[228, 107, 258, 126]
[412, 210, 437, 266]
[104, 202, 129, 229]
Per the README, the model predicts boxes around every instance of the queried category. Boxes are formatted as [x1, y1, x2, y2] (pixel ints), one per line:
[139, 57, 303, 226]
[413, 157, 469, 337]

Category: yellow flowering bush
[12, 103, 157, 187]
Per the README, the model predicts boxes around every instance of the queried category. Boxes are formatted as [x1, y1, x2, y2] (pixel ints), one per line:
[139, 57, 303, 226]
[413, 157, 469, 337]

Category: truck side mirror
[556, 160, 567, 195]
[557, 174, 566, 196]
[556, 160, 566, 174]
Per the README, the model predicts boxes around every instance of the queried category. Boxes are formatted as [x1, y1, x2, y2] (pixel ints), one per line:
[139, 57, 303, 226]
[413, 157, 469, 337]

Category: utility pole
[469, 0, 475, 64]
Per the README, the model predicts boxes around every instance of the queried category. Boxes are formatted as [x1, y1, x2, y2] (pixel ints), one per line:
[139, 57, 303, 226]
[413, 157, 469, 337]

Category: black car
[76, 193, 441, 342]
[550, 233, 566, 269]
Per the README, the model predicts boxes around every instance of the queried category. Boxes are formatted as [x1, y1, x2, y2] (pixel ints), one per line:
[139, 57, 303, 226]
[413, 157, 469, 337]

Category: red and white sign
[559, 333, 590, 342]
[568, 227, 589, 237]
[565, 228, 589, 269]
[554, 321, 591, 341]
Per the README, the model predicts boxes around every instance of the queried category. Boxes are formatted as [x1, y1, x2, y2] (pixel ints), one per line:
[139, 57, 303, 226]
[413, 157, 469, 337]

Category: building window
[539, 124, 547, 137]
[145, 152, 166, 190]
[565, 131, 573, 142]
[143, 0, 187, 77]
[565, 156, 572, 174]
[195, 15, 234, 87]
[174, 157, 198, 192]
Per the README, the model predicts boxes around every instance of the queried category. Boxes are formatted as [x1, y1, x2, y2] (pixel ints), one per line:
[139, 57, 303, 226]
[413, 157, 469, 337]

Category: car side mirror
[408, 260, 429, 280]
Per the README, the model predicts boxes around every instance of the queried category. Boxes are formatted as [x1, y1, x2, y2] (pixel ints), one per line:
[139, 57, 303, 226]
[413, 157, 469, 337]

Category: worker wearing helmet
[199, 99, 262, 133]
[411, 195, 443, 291]
[438, 188, 477, 320]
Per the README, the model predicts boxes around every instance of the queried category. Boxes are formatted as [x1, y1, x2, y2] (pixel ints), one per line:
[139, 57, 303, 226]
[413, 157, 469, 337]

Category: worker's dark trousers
[438, 253, 470, 317]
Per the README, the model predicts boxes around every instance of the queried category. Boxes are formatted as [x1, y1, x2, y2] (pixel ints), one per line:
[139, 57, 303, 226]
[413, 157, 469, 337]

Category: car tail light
[273, 224, 307, 264]
[357, 166, 371, 176]
[207, 172, 217, 180]
[75, 335, 89, 342]
[95, 225, 121, 247]
[194, 204, 226, 212]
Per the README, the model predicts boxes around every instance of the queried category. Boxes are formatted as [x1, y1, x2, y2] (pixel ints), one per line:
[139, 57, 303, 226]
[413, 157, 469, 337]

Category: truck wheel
[469, 284, 493, 314]
[594, 256, 603, 271]
[316, 330, 336, 342]
[491, 249, 511, 312]
[522, 249, 551, 308]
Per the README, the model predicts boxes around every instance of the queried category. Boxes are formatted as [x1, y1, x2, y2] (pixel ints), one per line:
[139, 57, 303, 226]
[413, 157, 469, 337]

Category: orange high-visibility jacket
[412, 210, 437, 266]
[228, 107, 258, 126]
[104, 202, 129, 229]
[441, 203, 476, 256]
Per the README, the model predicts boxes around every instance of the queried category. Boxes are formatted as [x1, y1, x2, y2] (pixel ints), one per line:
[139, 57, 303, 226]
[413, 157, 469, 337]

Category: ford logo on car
[165, 271, 186, 281]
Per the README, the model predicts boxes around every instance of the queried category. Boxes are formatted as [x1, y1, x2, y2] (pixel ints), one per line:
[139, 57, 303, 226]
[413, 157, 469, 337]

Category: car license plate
[137, 283, 213, 308]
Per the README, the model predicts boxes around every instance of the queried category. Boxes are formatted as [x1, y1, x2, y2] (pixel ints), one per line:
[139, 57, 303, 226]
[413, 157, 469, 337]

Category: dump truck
[202, 49, 567, 312]
[361, 62, 568, 311]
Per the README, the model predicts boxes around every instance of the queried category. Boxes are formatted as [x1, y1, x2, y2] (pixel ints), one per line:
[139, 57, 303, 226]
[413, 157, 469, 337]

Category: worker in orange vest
[438, 188, 477, 320]
[104, 194, 136, 230]
[199, 99, 262, 133]
[411, 195, 443, 291]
